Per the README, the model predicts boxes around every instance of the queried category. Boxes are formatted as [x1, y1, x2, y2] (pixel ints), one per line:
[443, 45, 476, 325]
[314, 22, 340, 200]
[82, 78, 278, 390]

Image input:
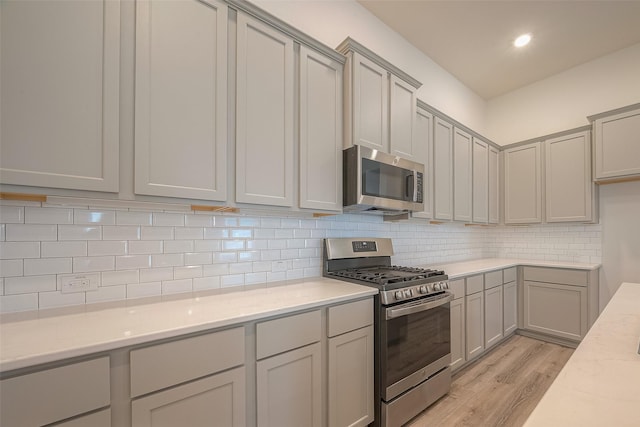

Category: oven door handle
[385, 292, 453, 320]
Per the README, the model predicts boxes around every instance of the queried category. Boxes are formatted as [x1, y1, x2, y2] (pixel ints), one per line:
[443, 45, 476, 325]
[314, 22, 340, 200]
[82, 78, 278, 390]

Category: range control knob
[441, 281, 449, 290]
[433, 283, 442, 291]
[418, 285, 428, 294]
[403, 289, 413, 298]
[395, 291, 404, 301]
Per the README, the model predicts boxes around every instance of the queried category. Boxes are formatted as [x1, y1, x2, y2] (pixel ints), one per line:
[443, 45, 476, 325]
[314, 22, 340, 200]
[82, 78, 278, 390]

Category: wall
[486, 42, 640, 145]
[252, 0, 488, 135]
[0, 201, 602, 313]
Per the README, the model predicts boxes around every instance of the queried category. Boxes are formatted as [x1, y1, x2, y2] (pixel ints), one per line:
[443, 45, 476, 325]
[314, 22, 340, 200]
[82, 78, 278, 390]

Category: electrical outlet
[59, 274, 99, 293]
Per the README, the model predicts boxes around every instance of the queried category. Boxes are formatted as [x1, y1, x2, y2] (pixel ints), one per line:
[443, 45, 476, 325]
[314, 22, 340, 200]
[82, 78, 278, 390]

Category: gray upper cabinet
[545, 130, 595, 222]
[433, 117, 454, 221]
[412, 104, 434, 219]
[337, 38, 421, 156]
[472, 137, 489, 224]
[236, 12, 294, 207]
[453, 128, 473, 222]
[591, 105, 640, 182]
[0, 0, 120, 192]
[504, 142, 543, 224]
[299, 45, 343, 211]
[134, 0, 228, 201]
[488, 146, 500, 224]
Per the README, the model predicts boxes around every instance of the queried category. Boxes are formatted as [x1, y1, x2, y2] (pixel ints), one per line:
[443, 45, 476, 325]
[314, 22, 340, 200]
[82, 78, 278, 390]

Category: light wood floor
[406, 334, 574, 427]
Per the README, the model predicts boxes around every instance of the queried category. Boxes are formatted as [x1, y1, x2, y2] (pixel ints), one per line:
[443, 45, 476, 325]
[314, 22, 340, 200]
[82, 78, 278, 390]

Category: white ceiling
[357, 0, 640, 100]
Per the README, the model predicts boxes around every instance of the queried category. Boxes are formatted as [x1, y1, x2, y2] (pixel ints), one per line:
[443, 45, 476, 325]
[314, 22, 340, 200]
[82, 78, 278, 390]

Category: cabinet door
[594, 108, 640, 180]
[484, 285, 503, 349]
[504, 142, 543, 224]
[328, 326, 374, 427]
[299, 45, 343, 211]
[488, 146, 500, 224]
[134, 0, 227, 200]
[236, 13, 294, 206]
[453, 128, 473, 222]
[472, 138, 489, 223]
[0, 0, 119, 191]
[450, 297, 466, 372]
[351, 52, 389, 152]
[411, 106, 433, 219]
[523, 281, 587, 342]
[389, 75, 417, 159]
[503, 281, 517, 336]
[465, 291, 485, 361]
[433, 117, 454, 221]
[55, 409, 110, 427]
[257, 343, 322, 427]
[545, 131, 593, 222]
[132, 367, 246, 427]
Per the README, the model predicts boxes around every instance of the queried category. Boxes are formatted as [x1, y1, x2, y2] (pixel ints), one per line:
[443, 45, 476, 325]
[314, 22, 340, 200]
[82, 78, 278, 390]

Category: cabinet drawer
[449, 278, 465, 300]
[130, 327, 245, 398]
[523, 267, 588, 287]
[0, 357, 110, 426]
[257, 310, 321, 359]
[484, 270, 502, 289]
[328, 298, 373, 337]
[503, 267, 517, 284]
[466, 274, 484, 295]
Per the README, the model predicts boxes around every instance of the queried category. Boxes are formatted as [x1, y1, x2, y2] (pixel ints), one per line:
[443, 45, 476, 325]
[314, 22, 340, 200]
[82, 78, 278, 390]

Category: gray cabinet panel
[593, 107, 640, 180]
[450, 297, 466, 372]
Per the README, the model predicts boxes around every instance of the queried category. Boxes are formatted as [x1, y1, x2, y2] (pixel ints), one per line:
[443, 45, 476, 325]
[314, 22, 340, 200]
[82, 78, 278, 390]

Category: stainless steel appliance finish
[343, 144, 425, 214]
[323, 237, 452, 427]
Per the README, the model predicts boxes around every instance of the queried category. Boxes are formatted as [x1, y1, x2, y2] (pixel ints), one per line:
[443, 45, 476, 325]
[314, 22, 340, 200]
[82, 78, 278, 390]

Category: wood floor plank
[406, 335, 574, 427]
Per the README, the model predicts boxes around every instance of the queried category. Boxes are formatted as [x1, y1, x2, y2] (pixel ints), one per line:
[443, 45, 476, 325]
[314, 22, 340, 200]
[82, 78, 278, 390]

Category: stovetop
[326, 265, 446, 287]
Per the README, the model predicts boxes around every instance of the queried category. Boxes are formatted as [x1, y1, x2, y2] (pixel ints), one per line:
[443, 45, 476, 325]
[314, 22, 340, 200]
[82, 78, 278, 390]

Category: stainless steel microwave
[343, 145, 425, 214]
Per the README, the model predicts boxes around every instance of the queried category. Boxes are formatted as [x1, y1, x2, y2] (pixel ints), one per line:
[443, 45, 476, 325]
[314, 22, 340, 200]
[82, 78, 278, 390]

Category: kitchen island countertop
[0, 278, 377, 373]
[524, 282, 640, 426]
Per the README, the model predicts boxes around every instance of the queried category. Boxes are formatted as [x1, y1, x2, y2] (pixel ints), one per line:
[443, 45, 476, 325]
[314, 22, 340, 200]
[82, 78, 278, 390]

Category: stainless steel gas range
[323, 237, 452, 427]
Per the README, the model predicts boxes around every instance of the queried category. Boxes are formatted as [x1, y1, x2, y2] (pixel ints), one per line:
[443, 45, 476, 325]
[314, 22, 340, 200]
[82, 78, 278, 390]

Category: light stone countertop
[0, 278, 377, 373]
[524, 282, 640, 427]
[426, 258, 601, 279]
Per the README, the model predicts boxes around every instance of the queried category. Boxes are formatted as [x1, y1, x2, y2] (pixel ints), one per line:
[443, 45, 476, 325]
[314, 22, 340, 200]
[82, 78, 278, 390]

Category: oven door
[379, 292, 453, 401]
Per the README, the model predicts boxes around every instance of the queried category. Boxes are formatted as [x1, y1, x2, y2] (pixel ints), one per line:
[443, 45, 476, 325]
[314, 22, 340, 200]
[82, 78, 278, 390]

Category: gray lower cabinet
[484, 285, 504, 349]
[55, 409, 111, 427]
[450, 297, 466, 371]
[503, 281, 518, 336]
[465, 275, 485, 361]
[0, 357, 111, 426]
[327, 299, 374, 427]
[522, 267, 598, 343]
[132, 367, 246, 427]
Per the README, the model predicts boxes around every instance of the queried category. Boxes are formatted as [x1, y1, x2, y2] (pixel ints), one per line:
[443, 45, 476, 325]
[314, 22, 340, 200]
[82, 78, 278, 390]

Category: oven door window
[384, 303, 450, 388]
[361, 158, 414, 202]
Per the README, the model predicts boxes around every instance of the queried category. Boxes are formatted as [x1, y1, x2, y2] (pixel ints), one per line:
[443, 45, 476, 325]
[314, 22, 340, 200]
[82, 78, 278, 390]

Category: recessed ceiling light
[514, 33, 532, 48]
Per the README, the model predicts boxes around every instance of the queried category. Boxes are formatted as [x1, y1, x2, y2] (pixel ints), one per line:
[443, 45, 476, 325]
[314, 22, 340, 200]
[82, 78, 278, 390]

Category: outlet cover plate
[59, 273, 99, 293]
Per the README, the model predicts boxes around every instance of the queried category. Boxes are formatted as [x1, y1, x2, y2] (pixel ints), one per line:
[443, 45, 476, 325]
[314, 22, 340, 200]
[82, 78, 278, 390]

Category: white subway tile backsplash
[86, 285, 126, 304]
[74, 209, 116, 225]
[238, 251, 260, 262]
[42, 241, 87, 258]
[247, 240, 269, 250]
[267, 271, 287, 282]
[25, 207, 73, 224]
[73, 256, 115, 273]
[231, 229, 252, 238]
[140, 267, 173, 283]
[194, 240, 222, 252]
[88, 241, 127, 256]
[185, 214, 213, 227]
[39, 290, 85, 309]
[0, 242, 40, 259]
[252, 261, 272, 273]
[184, 252, 212, 265]
[221, 274, 244, 288]
[4, 275, 57, 295]
[103, 226, 140, 241]
[203, 263, 229, 276]
[102, 270, 139, 286]
[175, 227, 204, 240]
[152, 253, 184, 268]
[246, 272, 267, 284]
[0, 206, 24, 223]
[204, 228, 229, 239]
[6, 224, 57, 241]
[174, 266, 203, 279]
[254, 229, 275, 239]
[0, 293, 39, 313]
[223, 240, 244, 251]
[164, 240, 194, 254]
[260, 218, 281, 228]
[274, 229, 294, 239]
[116, 211, 152, 226]
[268, 240, 287, 249]
[24, 258, 72, 276]
[0, 259, 23, 277]
[0, 224, 5, 241]
[229, 262, 252, 274]
[58, 225, 101, 241]
[193, 276, 220, 291]
[219, 217, 238, 227]
[127, 282, 162, 299]
[153, 212, 185, 227]
[141, 226, 173, 240]
[128, 240, 162, 255]
[116, 255, 152, 270]
[260, 250, 281, 261]
[162, 278, 192, 295]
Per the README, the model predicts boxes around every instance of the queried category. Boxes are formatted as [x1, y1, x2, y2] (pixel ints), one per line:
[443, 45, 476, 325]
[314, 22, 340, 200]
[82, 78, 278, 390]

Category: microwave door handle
[405, 174, 414, 200]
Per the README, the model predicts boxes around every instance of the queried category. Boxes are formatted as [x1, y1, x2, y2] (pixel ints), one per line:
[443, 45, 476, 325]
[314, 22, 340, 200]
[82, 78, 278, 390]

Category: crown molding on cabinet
[586, 101, 640, 123]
